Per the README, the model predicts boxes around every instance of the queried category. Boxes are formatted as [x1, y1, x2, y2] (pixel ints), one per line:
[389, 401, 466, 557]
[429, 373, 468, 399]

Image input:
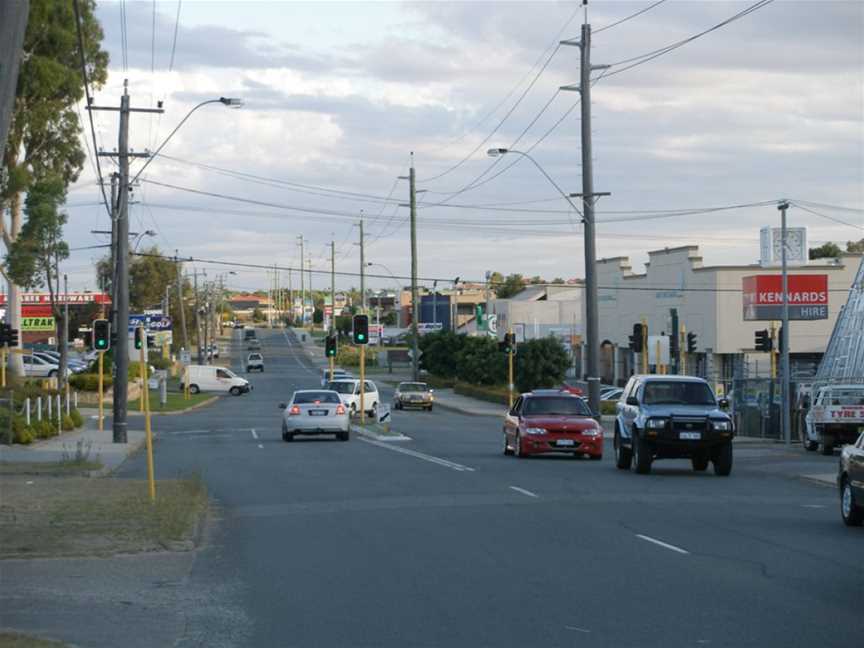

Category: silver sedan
[280, 390, 350, 442]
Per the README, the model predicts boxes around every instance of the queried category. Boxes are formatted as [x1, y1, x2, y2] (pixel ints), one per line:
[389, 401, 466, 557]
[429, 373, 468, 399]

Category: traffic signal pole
[98, 351, 104, 432]
[138, 325, 155, 502]
[508, 327, 514, 409]
[330, 239, 336, 384]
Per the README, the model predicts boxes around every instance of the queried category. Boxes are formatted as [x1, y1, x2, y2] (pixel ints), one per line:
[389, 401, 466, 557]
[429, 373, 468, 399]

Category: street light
[132, 97, 243, 183]
[487, 147, 606, 419]
[131, 230, 156, 252]
[367, 262, 403, 328]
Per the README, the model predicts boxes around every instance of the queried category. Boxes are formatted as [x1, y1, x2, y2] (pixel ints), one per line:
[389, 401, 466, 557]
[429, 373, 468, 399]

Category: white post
[74, 391, 78, 409]
[66, 389, 70, 415]
[56, 394, 62, 430]
[37, 396, 42, 421]
[47, 394, 51, 419]
[25, 398, 30, 426]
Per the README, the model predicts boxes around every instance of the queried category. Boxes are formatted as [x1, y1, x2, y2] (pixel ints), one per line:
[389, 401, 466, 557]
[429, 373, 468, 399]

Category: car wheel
[189, 384, 200, 395]
[819, 440, 834, 456]
[338, 429, 349, 442]
[632, 433, 652, 474]
[713, 442, 733, 476]
[230, 386, 242, 396]
[802, 438, 818, 452]
[514, 432, 524, 458]
[283, 432, 294, 442]
[692, 453, 710, 472]
[246, 366, 251, 373]
[48, 370, 57, 378]
[503, 431, 514, 456]
[350, 403, 357, 417]
[840, 476, 864, 526]
[369, 402, 378, 419]
[588, 453, 603, 461]
[614, 427, 632, 470]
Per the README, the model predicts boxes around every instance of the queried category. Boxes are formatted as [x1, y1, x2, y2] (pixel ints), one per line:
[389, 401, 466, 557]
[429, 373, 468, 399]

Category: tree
[551, 277, 565, 285]
[809, 242, 842, 260]
[382, 311, 397, 326]
[129, 246, 177, 311]
[419, 330, 467, 379]
[313, 308, 324, 325]
[5, 175, 70, 388]
[455, 336, 504, 385]
[1, 0, 108, 377]
[514, 337, 570, 392]
[846, 238, 864, 254]
[495, 274, 525, 299]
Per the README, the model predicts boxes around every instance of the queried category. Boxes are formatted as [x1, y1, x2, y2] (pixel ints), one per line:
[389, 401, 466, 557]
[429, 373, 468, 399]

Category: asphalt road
[25, 328, 864, 647]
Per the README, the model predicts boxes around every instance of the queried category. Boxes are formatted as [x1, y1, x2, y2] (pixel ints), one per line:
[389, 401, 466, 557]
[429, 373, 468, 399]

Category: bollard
[37, 396, 42, 421]
[47, 395, 51, 419]
[160, 376, 167, 407]
[74, 391, 78, 409]
[66, 389, 70, 415]
[25, 398, 30, 426]
[57, 394, 62, 433]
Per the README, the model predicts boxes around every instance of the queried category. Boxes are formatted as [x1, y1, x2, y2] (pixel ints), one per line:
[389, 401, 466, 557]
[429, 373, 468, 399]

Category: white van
[184, 365, 251, 396]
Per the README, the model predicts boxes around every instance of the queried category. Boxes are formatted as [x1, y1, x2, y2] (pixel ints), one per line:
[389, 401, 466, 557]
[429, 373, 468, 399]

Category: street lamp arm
[488, 148, 584, 218]
[131, 98, 240, 184]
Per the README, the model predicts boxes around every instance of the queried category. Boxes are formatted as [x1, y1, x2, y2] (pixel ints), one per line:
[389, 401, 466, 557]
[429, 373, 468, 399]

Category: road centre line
[280, 328, 320, 377]
[251, 429, 258, 440]
[509, 486, 539, 498]
[635, 533, 690, 555]
[358, 437, 476, 472]
[258, 444, 264, 449]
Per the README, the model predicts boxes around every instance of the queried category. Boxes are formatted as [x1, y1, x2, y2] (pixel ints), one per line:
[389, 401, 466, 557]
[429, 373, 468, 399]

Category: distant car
[22, 354, 70, 378]
[246, 352, 264, 373]
[243, 328, 257, 340]
[393, 382, 434, 411]
[35, 351, 87, 373]
[184, 365, 251, 396]
[503, 390, 603, 459]
[247, 339, 261, 351]
[325, 379, 379, 418]
[601, 388, 624, 402]
[614, 375, 734, 476]
[320, 368, 352, 388]
[838, 431, 864, 526]
[280, 390, 349, 442]
[233, 322, 244, 329]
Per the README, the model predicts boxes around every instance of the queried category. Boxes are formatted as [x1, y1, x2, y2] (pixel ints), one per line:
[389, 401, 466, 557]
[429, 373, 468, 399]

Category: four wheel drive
[503, 390, 603, 459]
[247, 353, 264, 372]
[614, 375, 734, 476]
[393, 382, 434, 411]
[325, 379, 380, 418]
[838, 431, 864, 526]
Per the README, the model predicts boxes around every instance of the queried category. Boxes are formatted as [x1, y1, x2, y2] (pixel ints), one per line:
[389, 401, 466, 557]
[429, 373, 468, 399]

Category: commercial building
[0, 292, 110, 345]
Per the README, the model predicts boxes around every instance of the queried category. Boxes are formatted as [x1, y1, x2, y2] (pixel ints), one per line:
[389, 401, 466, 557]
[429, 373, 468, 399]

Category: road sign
[180, 350, 191, 365]
[487, 314, 498, 334]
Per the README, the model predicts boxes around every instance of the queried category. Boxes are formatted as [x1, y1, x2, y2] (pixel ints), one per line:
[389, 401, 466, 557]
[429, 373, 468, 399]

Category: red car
[503, 390, 603, 459]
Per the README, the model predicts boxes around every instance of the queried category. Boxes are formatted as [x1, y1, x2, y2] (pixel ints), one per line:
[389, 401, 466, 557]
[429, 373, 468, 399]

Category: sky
[63, 0, 864, 294]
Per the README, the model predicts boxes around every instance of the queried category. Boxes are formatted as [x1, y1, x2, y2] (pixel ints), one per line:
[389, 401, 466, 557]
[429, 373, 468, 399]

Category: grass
[353, 420, 398, 437]
[0, 474, 208, 558]
[0, 633, 68, 647]
[0, 460, 102, 476]
[117, 389, 214, 413]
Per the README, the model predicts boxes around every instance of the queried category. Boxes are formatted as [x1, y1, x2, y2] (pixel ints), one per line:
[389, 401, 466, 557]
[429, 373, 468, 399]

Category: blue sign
[128, 314, 173, 332]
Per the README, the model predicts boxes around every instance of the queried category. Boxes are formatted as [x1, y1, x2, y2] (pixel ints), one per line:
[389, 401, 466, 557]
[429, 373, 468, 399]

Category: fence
[730, 378, 805, 439]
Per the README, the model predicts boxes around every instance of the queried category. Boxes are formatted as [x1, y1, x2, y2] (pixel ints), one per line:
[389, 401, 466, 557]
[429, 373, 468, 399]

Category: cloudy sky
[64, 0, 864, 293]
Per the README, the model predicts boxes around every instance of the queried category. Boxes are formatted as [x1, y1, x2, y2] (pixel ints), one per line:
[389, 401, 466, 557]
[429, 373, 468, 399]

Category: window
[327, 382, 355, 395]
[400, 383, 428, 392]
[294, 392, 341, 404]
[523, 396, 592, 417]
[509, 397, 523, 417]
[364, 381, 376, 392]
[216, 369, 231, 379]
[643, 381, 716, 406]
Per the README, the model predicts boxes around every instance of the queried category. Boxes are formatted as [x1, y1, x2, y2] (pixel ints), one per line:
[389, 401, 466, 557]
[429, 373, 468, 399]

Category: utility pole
[175, 251, 188, 352]
[331, 239, 336, 333]
[297, 236, 305, 326]
[288, 268, 293, 324]
[91, 80, 162, 444]
[193, 271, 202, 364]
[779, 200, 791, 446]
[359, 217, 365, 312]
[307, 259, 313, 326]
[409, 158, 419, 381]
[561, 19, 609, 420]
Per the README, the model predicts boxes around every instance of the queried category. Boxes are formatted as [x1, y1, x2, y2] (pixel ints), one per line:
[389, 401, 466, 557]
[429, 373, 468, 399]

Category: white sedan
[280, 390, 350, 442]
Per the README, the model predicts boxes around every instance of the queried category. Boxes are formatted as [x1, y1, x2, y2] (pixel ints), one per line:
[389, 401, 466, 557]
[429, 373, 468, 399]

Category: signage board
[22, 316, 55, 331]
[742, 275, 828, 321]
[128, 314, 173, 331]
[180, 350, 192, 365]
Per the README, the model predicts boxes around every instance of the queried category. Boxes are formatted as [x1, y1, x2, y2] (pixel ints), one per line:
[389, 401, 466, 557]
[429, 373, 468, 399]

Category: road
[14, 327, 863, 647]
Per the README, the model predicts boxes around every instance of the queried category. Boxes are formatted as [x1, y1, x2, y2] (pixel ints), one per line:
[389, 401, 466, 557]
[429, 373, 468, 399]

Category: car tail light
[336, 405, 346, 415]
[289, 405, 301, 415]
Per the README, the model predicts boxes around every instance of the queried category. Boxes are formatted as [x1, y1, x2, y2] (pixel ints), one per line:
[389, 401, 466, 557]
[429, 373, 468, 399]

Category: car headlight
[524, 427, 546, 435]
[711, 420, 732, 431]
[582, 427, 602, 437]
[646, 418, 667, 430]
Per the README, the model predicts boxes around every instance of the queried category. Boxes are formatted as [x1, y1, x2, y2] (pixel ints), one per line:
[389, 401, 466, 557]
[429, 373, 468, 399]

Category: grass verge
[104, 389, 214, 413]
[0, 460, 102, 476]
[0, 633, 68, 647]
[0, 474, 207, 558]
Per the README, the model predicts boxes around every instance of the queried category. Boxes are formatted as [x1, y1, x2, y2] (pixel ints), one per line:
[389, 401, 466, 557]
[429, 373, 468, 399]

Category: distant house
[229, 294, 271, 321]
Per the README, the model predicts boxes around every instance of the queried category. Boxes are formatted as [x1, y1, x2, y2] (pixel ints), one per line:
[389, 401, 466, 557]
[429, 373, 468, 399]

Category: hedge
[70, 373, 113, 392]
[454, 382, 510, 406]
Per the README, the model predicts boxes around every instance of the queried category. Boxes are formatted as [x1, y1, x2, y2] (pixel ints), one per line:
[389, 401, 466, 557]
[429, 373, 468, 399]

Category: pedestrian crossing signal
[352, 315, 369, 345]
[325, 335, 337, 357]
[93, 319, 111, 350]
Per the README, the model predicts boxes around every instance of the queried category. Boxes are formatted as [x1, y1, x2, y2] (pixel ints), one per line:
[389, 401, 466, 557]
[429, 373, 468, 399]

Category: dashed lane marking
[358, 437, 476, 472]
[509, 486, 539, 498]
[635, 533, 690, 555]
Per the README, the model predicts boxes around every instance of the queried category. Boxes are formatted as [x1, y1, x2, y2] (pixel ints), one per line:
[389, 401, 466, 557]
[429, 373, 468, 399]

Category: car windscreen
[400, 383, 428, 392]
[643, 381, 716, 405]
[248, 354, 262, 361]
[523, 397, 591, 416]
[327, 382, 355, 394]
[293, 392, 341, 404]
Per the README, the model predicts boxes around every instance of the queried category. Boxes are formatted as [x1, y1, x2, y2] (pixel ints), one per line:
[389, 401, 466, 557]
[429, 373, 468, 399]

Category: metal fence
[730, 378, 806, 439]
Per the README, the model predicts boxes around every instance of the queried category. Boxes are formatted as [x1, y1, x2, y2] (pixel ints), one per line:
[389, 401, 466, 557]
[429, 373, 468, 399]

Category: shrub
[70, 408, 84, 428]
[33, 419, 58, 439]
[62, 414, 75, 431]
[514, 337, 570, 393]
[70, 373, 113, 392]
[454, 382, 510, 405]
[455, 336, 505, 385]
[128, 361, 151, 379]
[148, 355, 172, 370]
[0, 408, 30, 444]
[335, 345, 375, 367]
[14, 426, 34, 445]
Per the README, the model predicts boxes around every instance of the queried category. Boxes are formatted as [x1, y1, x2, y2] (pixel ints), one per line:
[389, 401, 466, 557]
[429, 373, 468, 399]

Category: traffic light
[352, 314, 369, 345]
[0, 324, 20, 347]
[629, 323, 644, 352]
[687, 332, 698, 354]
[325, 334, 337, 357]
[93, 319, 111, 351]
[134, 327, 145, 350]
[754, 329, 772, 352]
[499, 332, 516, 354]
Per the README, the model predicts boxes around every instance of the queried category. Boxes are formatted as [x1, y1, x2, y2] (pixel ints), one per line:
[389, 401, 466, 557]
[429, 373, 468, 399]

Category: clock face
[773, 229, 805, 261]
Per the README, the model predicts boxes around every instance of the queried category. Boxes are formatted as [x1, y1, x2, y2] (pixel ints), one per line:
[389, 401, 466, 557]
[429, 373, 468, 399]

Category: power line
[789, 199, 864, 215]
[594, 0, 668, 34]
[168, 0, 183, 71]
[72, 0, 112, 220]
[119, 0, 129, 72]
[790, 202, 864, 232]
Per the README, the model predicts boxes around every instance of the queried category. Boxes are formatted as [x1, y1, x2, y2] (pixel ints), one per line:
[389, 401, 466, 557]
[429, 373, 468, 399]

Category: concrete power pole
[0, 0, 28, 156]
[779, 200, 791, 446]
[193, 271, 203, 364]
[297, 236, 305, 325]
[175, 251, 188, 351]
[359, 218, 365, 312]
[409, 159, 419, 382]
[331, 240, 336, 333]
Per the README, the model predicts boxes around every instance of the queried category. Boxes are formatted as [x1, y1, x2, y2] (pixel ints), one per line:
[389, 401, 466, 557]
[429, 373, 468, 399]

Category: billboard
[742, 275, 828, 320]
[128, 314, 173, 332]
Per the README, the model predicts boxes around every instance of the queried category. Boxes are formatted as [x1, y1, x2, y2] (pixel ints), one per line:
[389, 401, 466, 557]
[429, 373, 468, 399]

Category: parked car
[325, 379, 379, 418]
[320, 368, 353, 388]
[35, 351, 87, 373]
[393, 382, 434, 411]
[279, 389, 349, 442]
[246, 352, 264, 372]
[183, 365, 251, 396]
[614, 375, 734, 475]
[803, 384, 864, 455]
[22, 354, 70, 378]
[601, 388, 624, 402]
[838, 431, 864, 526]
[243, 328, 257, 340]
[503, 390, 603, 459]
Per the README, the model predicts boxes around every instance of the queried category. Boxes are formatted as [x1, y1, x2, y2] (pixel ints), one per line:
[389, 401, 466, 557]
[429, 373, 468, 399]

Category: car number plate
[556, 439, 576, 447]
[679, 432, 701, 440]
[309, 410, 328, 416]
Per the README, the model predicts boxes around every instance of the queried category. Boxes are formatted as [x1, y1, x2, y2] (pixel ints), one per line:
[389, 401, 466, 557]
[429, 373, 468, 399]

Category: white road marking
[251, 429, 258, 440]
[280, 329, 320, 377]
[564, 626, 590, 633]
[801, 504, 826, 509]
[258, 444, 264, 449]
[509, 486, 539, 498]
[635, 533, 690, 555]
[25, 480, 34, 485]
[359, 437, 475, 472]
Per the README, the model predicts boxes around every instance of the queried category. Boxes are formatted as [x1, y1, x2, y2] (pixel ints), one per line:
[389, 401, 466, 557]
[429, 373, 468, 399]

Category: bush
[33, 419, 58, 439]
[454, 382, 510, 405]
[14, 426, 34, 445]
[62, 414, 75, 431]
[0, 408, 30, 444]
[455, 336, 505, 385]
[335, 345, 375, 367]
[70, 408, 84, 428]
[148, 355, 172, 370]
[70, 373, 113, 392]
[514, 337, 570, 393]
[128, 361, 151, 379]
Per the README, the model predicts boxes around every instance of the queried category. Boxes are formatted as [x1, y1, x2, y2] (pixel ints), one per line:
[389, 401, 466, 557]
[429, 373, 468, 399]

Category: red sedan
[503, 390, 603, 459]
